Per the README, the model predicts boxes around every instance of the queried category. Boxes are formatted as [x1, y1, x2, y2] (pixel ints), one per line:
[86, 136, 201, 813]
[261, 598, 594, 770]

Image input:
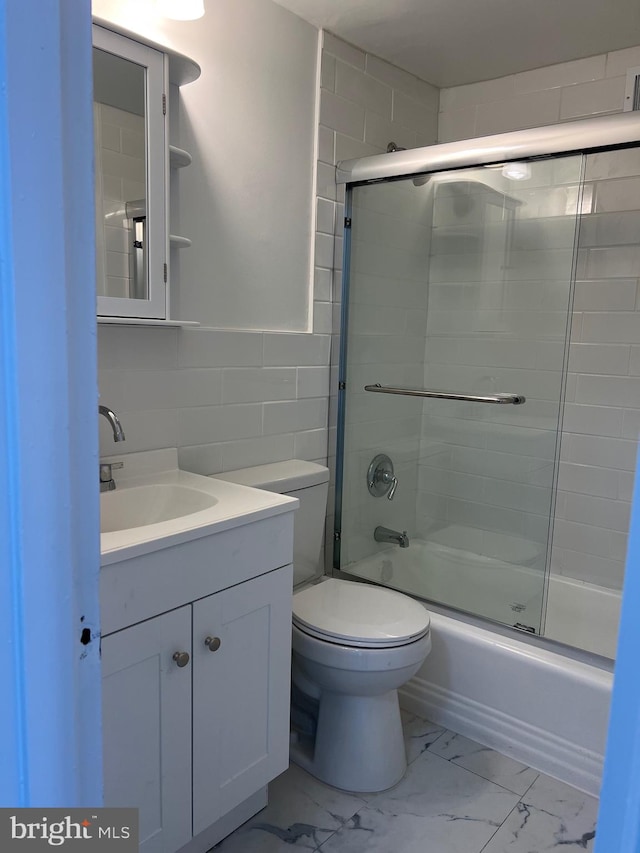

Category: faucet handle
[387, 476, 398, 500]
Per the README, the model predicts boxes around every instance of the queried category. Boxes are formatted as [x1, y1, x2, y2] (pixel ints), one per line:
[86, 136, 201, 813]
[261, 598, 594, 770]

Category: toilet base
[290, 687, 407, 793]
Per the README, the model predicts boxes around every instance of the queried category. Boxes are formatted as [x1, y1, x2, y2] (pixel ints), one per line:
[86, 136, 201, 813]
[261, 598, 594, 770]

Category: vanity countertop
[100, 448, 297, 566]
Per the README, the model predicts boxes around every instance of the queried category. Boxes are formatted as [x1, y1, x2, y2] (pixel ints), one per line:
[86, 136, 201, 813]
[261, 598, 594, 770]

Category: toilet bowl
[213, 460, 432, 793]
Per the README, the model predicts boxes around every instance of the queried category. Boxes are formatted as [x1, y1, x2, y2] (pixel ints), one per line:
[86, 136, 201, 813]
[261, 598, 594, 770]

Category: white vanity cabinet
[100, 482, 296, 853]
[192, 567, 292, 836]
[102, 606, 193, 853]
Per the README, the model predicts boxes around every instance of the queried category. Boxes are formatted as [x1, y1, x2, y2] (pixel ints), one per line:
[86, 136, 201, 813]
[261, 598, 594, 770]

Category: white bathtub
[346, 532, 621, 658]
[341, 535, 616, 796]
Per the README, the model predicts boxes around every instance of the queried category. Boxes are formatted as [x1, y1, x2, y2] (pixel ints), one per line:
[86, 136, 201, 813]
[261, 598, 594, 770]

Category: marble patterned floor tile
[213, 763, 366, 852]
[319, 752, 520, 853]
[403, 715, 446, 764]
[427, 731, 539, 795]
[480, 772, 598, 852]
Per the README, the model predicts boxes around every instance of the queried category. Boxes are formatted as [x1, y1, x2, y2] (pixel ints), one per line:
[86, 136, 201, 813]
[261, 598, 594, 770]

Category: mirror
[93, 25, 167, 319]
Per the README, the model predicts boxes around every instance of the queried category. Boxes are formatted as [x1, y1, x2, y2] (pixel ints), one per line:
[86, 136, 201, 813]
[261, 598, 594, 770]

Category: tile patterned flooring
[213, 712, 598, 853]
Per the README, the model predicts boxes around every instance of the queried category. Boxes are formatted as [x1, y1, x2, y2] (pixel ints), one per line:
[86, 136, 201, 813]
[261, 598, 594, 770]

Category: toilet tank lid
[212, 460, 329, 493]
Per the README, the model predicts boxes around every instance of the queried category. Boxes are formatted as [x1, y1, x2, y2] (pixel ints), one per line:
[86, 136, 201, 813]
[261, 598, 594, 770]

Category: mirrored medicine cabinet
[92, 21, 200, 325]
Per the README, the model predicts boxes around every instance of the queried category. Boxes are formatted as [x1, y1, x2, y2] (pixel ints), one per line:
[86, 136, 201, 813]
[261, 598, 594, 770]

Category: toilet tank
[212, 461, 329, 587]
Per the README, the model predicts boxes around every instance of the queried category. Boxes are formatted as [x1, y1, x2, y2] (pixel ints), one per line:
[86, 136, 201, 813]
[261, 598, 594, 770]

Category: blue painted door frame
[596, 449, 640, 852]
[0, 0, 102, 806]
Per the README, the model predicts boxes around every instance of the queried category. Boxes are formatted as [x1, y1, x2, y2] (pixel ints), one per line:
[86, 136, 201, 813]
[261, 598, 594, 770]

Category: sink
[101, 483, 218, 533]
[99, 448, 298, 564]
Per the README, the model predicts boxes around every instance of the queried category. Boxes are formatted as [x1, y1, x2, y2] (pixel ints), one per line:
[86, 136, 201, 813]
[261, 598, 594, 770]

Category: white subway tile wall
[98, 326, 330, 473]
[321, 33, 439, 567]
[438, 47, 640, 591]
[438, 45, 633, 143]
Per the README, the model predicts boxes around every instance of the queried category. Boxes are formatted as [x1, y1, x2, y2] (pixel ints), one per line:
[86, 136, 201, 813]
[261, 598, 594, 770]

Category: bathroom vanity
[100, 450, 297, 853]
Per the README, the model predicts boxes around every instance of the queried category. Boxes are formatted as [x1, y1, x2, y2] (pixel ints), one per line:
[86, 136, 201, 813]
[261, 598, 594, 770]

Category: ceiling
[271, 0, 640, 88]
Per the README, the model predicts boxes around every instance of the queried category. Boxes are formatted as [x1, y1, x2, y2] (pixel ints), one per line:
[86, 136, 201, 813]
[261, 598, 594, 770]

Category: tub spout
[374, 526, 410, 548]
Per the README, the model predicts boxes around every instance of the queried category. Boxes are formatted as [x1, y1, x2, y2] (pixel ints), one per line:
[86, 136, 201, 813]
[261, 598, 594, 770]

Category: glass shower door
[337, 155, 584, 633]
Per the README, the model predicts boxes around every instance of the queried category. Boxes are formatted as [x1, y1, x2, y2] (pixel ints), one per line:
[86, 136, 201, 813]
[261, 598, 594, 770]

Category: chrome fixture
[364, 384, 525, 405]
[367, 453, 398, 500]
[386, 141, 406, 153]
[99, 404, 126, 441]
[99, 461, 123, 493]
[374, 526, 410, 549]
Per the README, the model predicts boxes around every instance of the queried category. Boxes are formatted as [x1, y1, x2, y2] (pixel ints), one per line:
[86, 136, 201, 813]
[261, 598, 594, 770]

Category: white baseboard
[400, 676, 604, 797]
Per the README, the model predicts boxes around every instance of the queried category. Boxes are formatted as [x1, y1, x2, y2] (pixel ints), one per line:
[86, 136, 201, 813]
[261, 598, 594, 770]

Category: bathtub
[345, 533, 621, 657]
[339, 535, 616, 796]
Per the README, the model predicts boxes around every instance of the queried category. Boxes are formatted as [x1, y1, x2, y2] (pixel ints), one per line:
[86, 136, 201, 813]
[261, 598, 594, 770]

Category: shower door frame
[332, 111, 640, 640]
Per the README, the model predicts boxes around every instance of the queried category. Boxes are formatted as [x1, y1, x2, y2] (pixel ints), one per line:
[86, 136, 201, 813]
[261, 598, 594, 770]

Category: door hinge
[338, 381, 346, 390]
[163, 263, 168, 283]
[344, 217, 352, 228]
[162, 93, 167, 115]
[333, 531, 341, 541]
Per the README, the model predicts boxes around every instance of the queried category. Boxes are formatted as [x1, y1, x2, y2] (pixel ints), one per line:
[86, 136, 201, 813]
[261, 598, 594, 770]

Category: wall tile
[221, 367, 296, 404]
[177, 443, 223, 476]
[320, 89, 366, 139]
[559, 76, 626, 119]
[221, 434, 295, 472]
[567, 342, 630, 374]
[322, 32, 366, 70]
[393, 90, 438, 137]
[317, 124, 335, 165]
[297, 365, 331, 398]
[513, 55, 606, 94]
[364, 109, 417, 150]
[605, 45, 640, 78]
[321, 52, 336, 92]
[335, 60, 393, 117]
[562, 403, 623, 437]
[475, 89, 562, 135]
[178, 329, 263, 368]
[177, 403, 263, 446]
[317, 160, 338, 201]
[294, 428, 329, 460]
[263, 333, 331, 366]
[438, 106, 477, 143]
[439, 75, 516, 111]
[263, 397, 328, 435]
[573, 279, 638, 311]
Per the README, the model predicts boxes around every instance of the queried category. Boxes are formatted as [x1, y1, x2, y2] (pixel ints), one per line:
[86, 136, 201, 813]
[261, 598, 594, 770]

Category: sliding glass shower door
[336, 155, 584, 633]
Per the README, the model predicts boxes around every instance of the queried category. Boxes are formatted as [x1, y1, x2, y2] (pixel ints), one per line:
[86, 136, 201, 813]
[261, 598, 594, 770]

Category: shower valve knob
[367, 453, 398, 500]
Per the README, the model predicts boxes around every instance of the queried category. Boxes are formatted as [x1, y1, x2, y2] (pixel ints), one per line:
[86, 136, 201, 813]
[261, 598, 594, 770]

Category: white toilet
[213, 460, 432, 793]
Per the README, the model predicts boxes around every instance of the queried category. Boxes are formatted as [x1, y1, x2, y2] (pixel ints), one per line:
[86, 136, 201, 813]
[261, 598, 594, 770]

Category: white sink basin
[99, 448, 298, 564]
[101, 483, 218, 533]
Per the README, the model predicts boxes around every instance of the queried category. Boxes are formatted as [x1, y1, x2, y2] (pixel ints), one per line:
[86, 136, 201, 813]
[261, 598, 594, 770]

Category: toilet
[213, 460, 432, 793]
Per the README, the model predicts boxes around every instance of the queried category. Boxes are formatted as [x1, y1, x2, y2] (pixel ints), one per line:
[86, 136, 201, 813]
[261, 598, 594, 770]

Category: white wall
[94, 0, 331, 474]
[94, 0, 318, 332]
[438, 46, 640, 593]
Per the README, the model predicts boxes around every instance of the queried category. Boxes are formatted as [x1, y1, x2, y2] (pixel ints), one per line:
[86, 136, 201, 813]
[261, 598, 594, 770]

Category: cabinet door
[192, 565, 293, 835]
[102, 607, 192, 853]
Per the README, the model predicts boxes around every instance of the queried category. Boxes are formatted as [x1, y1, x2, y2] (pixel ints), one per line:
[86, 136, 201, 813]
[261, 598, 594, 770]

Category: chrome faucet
[99, 405, 125, 492]
[374, 526, 410, 548]
[99, 405, 125, 442]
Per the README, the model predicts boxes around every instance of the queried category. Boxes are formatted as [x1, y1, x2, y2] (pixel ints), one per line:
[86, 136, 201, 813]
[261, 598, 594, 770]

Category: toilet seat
[292, 578, 430, 649]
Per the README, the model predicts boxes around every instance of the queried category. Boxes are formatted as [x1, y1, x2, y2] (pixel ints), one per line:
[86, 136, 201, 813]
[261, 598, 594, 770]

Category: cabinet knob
[204, 636, 221, 652]
[172, 651, 190, 668]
